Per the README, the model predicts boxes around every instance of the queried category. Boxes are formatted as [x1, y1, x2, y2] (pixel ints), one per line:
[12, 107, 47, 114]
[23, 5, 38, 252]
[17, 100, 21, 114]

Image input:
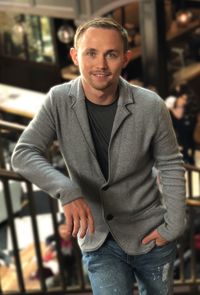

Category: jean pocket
[152, 241, 177, 256]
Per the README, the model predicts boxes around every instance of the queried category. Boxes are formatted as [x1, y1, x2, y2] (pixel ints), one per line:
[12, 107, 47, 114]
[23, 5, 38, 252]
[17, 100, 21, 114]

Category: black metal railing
[173, 164, 200, 294]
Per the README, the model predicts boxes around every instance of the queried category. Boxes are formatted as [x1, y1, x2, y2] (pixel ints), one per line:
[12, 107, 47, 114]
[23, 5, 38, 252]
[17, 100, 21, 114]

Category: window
[0, 12, 56, 63]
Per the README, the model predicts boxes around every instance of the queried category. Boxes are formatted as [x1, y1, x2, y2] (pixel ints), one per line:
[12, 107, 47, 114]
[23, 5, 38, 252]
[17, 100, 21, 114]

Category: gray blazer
[12, 77, 186, 255]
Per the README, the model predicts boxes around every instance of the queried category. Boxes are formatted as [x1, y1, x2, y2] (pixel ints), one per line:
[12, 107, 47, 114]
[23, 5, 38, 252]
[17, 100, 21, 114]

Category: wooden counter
[0, 84, 46, 119]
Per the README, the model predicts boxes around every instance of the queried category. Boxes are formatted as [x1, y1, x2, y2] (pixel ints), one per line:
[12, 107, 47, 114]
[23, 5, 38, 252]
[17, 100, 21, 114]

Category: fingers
[63, 198, 95, 239]
[142, 229, 157, 245]
[79, 215, 88, 239]
[72, 212, 80, 237]
[77, 207, 95, 238]
[142, 229, 168, 246]
[155, 234, 168, 246]
[156, 239, 167, 246]
[76, 208, 95, 238]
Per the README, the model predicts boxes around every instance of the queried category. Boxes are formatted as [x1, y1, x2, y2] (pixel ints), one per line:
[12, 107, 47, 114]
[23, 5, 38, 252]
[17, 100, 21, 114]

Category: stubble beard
[89, 74, 114, 91]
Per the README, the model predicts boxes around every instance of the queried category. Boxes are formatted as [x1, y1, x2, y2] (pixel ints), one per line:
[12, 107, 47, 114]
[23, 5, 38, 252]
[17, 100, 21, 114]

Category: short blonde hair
[74, 17, 129, 52]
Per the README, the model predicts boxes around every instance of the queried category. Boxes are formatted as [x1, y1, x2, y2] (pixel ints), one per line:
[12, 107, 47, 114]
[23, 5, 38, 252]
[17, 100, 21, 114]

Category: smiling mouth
[92, 72, 110, 77]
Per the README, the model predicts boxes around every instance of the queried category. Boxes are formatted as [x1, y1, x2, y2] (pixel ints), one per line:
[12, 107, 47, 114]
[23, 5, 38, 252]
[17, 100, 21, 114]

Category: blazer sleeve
[11, 88, 83, 206]
[153, 98, 187, 241]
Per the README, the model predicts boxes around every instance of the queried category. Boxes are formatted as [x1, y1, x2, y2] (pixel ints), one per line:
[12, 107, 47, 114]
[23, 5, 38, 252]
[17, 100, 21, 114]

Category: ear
[70, 47, 79, 66]
[122, 50, 132, 69]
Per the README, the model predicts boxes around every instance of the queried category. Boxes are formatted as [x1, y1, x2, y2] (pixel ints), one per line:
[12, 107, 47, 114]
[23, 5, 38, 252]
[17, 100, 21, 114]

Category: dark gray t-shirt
[85, 97, 118, 180]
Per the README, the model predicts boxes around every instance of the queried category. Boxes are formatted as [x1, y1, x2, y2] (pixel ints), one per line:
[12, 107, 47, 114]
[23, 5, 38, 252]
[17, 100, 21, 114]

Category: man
[12, 17, 186, 294]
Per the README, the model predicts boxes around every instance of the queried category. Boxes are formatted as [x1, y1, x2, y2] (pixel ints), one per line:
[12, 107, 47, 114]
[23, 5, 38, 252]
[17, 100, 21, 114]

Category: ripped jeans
[82, 234, 176, 295]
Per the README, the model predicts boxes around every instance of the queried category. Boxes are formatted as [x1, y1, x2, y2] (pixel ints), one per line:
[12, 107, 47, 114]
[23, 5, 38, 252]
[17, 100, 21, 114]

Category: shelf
[167, 19, 200, 41]
[172, 62, 200, 85]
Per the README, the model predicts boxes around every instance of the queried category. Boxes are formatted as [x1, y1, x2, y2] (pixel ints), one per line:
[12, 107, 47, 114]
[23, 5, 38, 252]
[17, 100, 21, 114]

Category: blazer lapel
[72, 100, 97, 156]
[110, 78, 135, 143]
[70, 78, 96, 157]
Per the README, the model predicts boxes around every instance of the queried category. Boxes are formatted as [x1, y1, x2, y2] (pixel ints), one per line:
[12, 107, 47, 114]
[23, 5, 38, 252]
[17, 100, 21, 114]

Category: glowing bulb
[12, 23, 25, 35]
[176, 10, 193, 27]
[57, 25, 74, 44]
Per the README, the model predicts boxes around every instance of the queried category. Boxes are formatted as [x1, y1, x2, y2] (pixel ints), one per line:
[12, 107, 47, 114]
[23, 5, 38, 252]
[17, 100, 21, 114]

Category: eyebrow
[84, 48, 120, 53]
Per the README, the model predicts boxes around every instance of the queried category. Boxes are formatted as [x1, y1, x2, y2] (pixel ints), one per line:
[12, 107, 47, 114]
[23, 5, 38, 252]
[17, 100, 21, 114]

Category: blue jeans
[82, 234, 177, 295]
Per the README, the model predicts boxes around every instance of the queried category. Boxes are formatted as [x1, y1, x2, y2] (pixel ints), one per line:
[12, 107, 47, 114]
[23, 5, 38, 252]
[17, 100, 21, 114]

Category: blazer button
[102, 184, 110, 191]
[106, 214, 114, 221]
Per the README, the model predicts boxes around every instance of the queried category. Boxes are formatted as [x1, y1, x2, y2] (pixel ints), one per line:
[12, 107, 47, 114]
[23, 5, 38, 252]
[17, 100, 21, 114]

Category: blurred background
[0, 1, 200, 294]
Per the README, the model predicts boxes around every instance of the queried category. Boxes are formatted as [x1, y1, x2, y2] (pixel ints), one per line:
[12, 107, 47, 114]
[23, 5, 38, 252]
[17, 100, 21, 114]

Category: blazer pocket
[129, 202, 166, 222]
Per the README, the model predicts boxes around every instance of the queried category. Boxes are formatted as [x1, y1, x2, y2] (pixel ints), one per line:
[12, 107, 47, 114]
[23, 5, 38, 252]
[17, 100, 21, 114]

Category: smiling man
[12, 17, 186, 295]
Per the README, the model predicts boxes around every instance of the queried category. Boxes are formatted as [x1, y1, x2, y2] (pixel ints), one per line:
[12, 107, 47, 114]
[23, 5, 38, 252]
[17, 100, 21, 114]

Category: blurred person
[189, 27, 200, 61]
[44, 223, 77, 286]
[12, 17, 186, 295]
[170, 84, 199, 165]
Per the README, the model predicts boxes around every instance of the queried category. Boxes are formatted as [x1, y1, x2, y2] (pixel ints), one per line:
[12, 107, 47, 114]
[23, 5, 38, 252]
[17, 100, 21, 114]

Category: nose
[96, 54, 108, 69]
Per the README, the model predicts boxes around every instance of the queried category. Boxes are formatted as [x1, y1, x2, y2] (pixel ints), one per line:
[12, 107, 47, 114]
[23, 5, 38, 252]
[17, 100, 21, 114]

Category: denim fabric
[82, 235, 177, 295]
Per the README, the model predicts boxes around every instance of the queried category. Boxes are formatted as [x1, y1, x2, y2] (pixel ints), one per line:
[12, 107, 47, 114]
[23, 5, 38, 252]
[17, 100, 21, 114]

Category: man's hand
[63, 197, 95, 240]
[142, 229, 168, 246]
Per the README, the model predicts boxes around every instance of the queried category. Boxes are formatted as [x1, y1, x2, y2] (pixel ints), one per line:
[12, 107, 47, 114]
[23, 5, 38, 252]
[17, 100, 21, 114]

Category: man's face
[70, 27, 130, 93]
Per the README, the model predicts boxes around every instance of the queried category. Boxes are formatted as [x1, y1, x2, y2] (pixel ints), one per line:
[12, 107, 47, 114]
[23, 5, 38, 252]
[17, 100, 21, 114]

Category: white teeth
[94, 74, 107, 77]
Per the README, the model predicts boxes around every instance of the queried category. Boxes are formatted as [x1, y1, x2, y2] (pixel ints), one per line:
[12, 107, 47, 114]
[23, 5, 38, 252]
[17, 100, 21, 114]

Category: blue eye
[86, 51, 96, 57]
[107, 52, 118, 59]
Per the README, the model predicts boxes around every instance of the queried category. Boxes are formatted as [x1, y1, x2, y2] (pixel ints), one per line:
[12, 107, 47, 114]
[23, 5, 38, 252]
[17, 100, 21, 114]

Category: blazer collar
[117, 77, 135, 106]
[68, 76, 135, 106]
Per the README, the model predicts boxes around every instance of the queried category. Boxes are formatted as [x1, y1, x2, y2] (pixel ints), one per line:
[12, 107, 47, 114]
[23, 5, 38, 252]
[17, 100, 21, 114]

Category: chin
[92, 81, 113, 91]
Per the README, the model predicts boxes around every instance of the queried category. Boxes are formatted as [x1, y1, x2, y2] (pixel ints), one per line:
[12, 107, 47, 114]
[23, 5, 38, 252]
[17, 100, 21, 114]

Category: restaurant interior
[0, 0, 200, 294]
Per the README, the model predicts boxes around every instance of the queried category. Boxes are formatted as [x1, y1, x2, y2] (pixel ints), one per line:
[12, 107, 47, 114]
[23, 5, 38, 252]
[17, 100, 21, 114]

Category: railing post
[25, 182, 47, 292]
[2, 179, 25, 292]
[48, 198, 67, 291]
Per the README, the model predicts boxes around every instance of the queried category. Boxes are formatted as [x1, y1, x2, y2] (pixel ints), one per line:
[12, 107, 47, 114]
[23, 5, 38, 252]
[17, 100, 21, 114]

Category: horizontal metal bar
[0, 119, 26, 132]
[0, 168, 25, 181]
[184, 163, 200, 173]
